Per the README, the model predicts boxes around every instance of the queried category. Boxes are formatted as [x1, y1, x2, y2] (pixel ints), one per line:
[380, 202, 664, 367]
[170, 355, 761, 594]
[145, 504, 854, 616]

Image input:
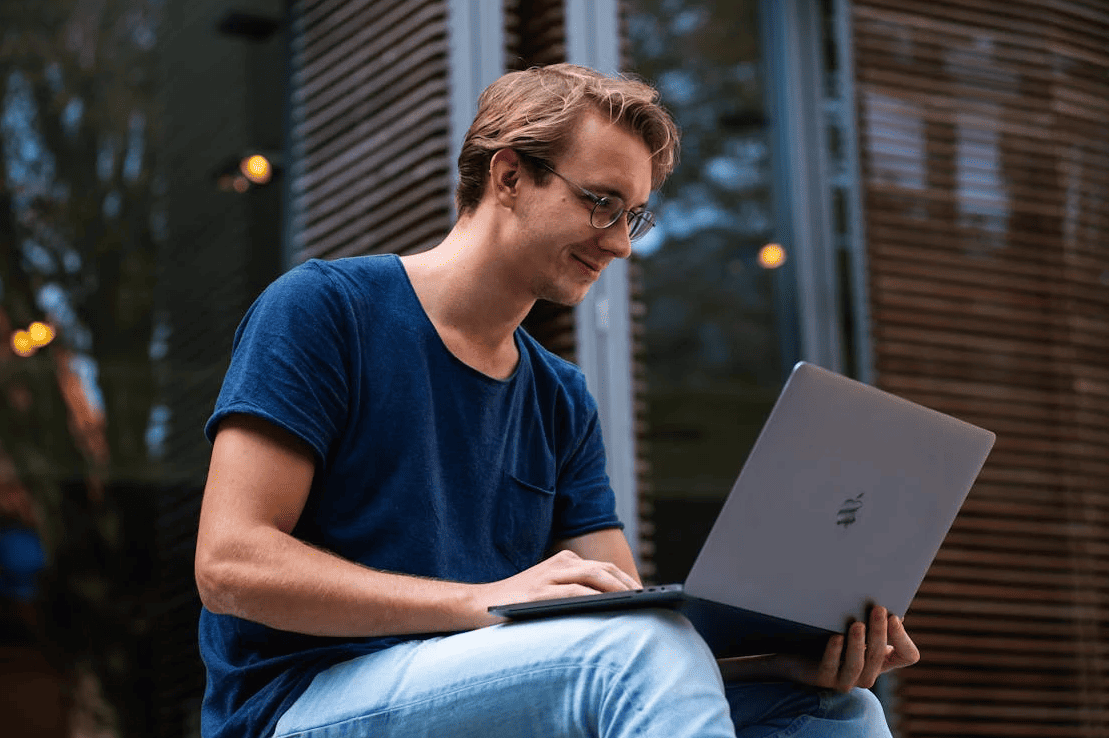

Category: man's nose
[598, 217, 633, 260]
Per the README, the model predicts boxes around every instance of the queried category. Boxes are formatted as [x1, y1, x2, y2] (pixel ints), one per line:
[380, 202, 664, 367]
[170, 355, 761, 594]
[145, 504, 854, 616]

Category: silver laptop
[489, 361, 996, 657]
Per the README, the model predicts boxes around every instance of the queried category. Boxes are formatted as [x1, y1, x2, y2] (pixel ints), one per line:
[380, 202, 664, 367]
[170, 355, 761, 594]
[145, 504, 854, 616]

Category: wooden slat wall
[507, 0, 576, 363]
[852, 1, 1109, 736]
[289, 0, 454, 262]
[505, 0, 567, 69]
[509, 0, 573, 367]
[628, 256, 656, 576]
[617, 4, 657, 581]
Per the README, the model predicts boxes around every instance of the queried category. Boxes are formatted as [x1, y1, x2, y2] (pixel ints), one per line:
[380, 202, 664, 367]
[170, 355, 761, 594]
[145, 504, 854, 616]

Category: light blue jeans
[273, 609, 891, 738]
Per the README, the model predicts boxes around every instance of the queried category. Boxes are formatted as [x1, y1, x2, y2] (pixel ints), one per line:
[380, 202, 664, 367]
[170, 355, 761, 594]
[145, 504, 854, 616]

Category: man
[195, 64, 918, 738]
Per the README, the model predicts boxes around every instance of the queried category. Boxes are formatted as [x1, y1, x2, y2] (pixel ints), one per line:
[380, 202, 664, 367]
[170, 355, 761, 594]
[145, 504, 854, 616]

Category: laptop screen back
[685, 362, 995, 632]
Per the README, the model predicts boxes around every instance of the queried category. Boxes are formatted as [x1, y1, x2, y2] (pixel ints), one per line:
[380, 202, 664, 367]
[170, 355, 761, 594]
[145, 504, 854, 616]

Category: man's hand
[470, 549, 641, 627]
[717, 605, 920, 692]
[772, 606, 920, 692]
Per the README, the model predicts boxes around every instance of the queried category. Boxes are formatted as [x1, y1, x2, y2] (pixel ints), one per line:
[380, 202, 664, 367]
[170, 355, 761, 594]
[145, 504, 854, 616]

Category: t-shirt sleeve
[205, 261, 351, 469]
[551, 382, 625, 540]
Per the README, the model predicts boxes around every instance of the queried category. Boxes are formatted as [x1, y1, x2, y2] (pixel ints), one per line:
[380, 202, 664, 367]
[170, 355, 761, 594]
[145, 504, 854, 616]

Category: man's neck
[400, 213, 534, 378]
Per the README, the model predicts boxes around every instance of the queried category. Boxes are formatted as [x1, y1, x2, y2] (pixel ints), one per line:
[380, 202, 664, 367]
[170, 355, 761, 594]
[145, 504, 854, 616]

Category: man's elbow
[194, 544, 242, 616]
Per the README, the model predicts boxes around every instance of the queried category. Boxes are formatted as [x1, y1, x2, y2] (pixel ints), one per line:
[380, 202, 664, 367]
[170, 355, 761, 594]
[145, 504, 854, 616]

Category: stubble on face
[507, 185, 595, 308]
[529, 256, 596, 307]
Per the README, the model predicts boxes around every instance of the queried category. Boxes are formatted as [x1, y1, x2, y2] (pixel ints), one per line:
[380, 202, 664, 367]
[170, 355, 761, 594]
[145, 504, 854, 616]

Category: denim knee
[583, 608, 728, 709]
[582, 610, 735, 738]
[593, 609, 721, 675]
[825, 686, 889, 729]
[726, 682, 892, 738]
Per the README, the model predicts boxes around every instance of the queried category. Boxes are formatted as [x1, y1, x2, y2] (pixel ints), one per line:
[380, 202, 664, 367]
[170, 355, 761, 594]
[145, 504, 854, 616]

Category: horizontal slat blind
[853, 1, 1109, 736]
[507, 0, 575, 363]
[289, 0, 453, 262]
[618, 4, 656, 579]
[628, 255, 655, 577]
[504, 0, 567, 69]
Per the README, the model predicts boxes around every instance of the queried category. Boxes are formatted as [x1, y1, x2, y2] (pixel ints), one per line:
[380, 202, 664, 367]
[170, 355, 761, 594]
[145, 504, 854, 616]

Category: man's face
[511, 112, 653, 307]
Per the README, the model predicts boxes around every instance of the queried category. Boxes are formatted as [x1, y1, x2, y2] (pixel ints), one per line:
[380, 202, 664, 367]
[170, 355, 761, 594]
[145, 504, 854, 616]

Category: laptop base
[489, 586, 835, 658]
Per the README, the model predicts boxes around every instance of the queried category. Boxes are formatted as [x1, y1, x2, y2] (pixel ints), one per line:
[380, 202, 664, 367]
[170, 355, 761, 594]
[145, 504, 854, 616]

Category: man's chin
[540, 290, 589, 308]
[534, 281, 592, 308]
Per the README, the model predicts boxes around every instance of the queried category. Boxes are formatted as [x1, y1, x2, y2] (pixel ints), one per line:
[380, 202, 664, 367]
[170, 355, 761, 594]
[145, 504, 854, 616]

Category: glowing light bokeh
[232, 176, 250, 194]
[9, 321, 56, 358]
[28, 321, 55, 346]
[11, 330, 35, 357]
[241, 154, 272, 184]
[758, 243, 786, 269]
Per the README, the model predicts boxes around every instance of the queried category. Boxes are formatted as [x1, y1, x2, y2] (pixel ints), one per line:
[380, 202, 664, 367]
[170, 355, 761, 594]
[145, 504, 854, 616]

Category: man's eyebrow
[586, 180, 648, 210]
[582, 180, 624, 199]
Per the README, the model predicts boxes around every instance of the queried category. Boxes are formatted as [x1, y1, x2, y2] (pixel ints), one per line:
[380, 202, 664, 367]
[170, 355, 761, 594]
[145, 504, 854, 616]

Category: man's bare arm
[194, 414, 637, 637]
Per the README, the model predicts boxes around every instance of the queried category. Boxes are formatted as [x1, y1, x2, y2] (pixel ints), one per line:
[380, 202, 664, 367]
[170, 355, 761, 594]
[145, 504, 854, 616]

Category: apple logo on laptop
[837, 493, 864, 528]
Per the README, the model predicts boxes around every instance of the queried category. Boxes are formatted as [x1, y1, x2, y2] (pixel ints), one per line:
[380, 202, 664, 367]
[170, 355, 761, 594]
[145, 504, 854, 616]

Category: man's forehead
[559, 113, 653, 204]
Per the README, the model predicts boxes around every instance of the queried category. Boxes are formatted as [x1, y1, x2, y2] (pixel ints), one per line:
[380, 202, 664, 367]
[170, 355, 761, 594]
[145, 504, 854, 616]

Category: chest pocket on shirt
[494, 472, 556, 571]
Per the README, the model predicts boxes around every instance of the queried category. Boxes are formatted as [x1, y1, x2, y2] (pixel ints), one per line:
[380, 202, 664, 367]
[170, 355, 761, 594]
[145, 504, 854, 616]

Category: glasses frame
[532, 160, 655, 242]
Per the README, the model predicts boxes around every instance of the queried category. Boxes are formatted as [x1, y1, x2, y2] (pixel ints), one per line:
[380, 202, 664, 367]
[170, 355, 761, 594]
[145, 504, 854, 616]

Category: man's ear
[489, 148, 524, 208]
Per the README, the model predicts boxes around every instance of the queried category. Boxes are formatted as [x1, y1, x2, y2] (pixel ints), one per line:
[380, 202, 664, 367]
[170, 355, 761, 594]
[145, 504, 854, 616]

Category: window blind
[853, 1, 1109, 735]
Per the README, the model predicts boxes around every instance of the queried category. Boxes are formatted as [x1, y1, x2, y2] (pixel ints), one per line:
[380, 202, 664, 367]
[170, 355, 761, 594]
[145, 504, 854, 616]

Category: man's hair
[456, 63, 680, 215]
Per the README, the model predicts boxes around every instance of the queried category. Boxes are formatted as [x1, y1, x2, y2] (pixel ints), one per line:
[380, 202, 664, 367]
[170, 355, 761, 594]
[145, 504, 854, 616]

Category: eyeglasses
[535, 161, 655, 242]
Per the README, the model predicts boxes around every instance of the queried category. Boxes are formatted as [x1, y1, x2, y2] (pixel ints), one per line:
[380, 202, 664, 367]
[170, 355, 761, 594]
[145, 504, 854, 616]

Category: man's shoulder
[235, 255, 408, 349]
[258, 254, 405, 316]
[290, 254, 400, 289]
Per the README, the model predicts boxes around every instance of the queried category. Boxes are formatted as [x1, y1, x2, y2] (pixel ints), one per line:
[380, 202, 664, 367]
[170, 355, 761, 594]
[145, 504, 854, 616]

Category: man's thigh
[272, 609, 736, 738]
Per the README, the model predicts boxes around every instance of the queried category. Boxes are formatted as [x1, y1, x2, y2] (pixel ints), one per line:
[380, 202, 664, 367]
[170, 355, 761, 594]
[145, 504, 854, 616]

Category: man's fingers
[815, 634, 844, 688]
[610, 565, 642, 590]
[837, 622, 867, 692]
[858, 607, 888, 688]
[573, 556, 639, 590]
[570, 564, 637, 593]
[547, 554, 638, 592]
[886, 615, 920, 668]
[754, 607, 920, 691]
[482, 553, 642, 623]
[554, 582, 608, 599]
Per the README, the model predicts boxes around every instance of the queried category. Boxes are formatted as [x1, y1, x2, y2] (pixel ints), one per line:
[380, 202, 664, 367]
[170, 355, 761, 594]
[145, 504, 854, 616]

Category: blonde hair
[456, 63, 680, 215]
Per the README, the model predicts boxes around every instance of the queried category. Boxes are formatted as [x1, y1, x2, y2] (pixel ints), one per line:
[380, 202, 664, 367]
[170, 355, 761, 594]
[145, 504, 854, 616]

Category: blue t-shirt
[199, 254, 622, 738]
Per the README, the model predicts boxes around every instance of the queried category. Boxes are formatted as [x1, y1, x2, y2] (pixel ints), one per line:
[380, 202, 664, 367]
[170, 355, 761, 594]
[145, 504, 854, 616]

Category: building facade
[288, 1, 1109, 736]
[0, 1, 1105, 736]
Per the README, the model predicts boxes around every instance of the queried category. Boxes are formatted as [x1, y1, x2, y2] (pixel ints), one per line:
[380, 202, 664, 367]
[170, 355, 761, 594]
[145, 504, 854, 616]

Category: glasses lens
[590, 197, 623, 229]
[627, 210, 655, 241]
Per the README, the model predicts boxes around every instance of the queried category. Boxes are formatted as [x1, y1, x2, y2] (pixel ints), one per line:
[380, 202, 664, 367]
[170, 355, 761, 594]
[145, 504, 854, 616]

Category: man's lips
[572, 254, 603, 274]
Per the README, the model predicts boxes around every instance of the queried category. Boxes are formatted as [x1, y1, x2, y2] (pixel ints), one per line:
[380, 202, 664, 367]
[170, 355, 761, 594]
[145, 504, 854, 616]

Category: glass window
[0, 1, 287, 734]
[625, 0, 801, 584]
